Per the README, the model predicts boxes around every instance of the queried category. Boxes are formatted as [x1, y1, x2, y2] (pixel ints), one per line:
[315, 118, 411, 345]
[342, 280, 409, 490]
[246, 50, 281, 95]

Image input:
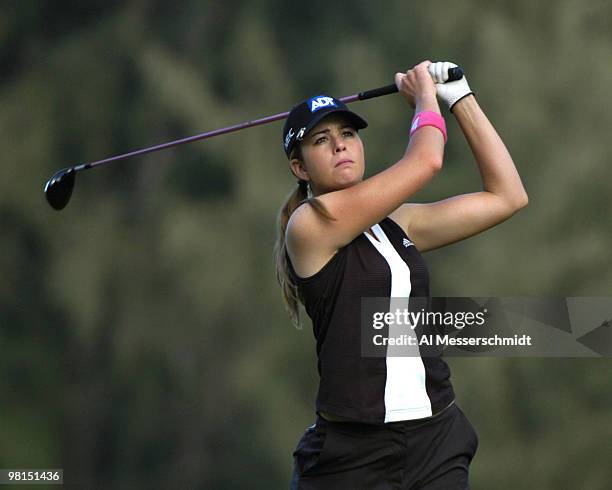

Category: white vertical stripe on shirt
[364, 223, 433, 422]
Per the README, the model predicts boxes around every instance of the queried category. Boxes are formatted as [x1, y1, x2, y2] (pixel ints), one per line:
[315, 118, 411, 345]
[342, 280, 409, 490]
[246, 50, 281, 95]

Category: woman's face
[291, 114, 365, 196]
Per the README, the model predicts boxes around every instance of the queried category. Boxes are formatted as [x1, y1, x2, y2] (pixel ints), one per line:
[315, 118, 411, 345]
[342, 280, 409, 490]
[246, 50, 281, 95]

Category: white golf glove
[428, 61, 473, 112]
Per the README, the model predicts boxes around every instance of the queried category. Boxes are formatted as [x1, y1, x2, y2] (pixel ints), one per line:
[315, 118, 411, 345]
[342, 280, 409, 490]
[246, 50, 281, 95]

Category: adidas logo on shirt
[403, 238, 414, 248]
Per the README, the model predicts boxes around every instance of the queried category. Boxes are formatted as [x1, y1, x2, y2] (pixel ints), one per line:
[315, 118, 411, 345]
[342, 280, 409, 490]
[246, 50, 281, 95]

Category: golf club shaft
[72, 67, 463, 173]
[73, 112, 289, 172]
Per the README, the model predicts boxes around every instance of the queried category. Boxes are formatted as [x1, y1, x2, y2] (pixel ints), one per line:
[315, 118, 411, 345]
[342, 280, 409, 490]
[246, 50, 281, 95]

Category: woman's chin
[317, 174, 364, 194]
[335, 177, 362, 190]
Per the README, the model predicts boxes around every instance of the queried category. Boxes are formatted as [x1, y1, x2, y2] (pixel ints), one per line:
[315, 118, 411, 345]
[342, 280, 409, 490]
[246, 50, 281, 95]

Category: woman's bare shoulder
[286, 204, 339, 279]
[388, 203, 419, 234]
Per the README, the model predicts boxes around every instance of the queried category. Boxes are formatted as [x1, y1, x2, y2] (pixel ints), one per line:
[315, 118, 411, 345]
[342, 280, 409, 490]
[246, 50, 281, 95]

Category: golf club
[44, 66, 463, 210]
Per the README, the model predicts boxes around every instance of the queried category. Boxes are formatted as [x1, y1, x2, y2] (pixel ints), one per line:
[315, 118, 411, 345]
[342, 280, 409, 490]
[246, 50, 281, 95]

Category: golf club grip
[357, 66, 464, 101]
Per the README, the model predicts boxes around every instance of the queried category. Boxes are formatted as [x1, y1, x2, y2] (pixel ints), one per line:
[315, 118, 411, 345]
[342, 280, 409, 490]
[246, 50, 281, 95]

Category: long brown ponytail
[274, 152, 335, 328]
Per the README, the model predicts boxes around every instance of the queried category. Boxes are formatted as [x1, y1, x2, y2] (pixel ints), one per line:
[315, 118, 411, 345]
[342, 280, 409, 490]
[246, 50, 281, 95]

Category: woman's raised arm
[390, 64, 528, 252]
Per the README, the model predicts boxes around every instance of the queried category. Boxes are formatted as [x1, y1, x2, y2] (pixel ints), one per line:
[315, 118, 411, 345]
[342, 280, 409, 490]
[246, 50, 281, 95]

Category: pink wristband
[409, 111, 447, 143]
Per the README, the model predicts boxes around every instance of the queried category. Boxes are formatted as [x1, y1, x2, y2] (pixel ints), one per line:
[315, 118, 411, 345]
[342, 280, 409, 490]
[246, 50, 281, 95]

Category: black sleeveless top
[287, 217, 455, 424]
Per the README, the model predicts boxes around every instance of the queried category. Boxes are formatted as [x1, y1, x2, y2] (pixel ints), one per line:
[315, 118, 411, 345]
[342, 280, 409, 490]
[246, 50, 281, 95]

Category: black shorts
[290, 403, 478, 490]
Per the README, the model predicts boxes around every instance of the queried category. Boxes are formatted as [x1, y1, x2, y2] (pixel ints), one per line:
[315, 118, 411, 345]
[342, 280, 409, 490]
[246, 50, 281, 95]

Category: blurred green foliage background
[1, 1, 611, 488]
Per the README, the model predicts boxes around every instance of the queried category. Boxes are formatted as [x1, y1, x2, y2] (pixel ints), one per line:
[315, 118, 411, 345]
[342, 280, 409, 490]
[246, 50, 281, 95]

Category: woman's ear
[289, 158, 309, 182]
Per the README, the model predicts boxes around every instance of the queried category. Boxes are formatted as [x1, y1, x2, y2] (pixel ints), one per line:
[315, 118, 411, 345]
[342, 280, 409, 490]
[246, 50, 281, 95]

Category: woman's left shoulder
[387, 203, 420, 236]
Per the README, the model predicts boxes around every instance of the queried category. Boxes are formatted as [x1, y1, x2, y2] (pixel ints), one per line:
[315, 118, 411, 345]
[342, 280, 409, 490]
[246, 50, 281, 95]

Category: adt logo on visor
[308, 96, 337, 112]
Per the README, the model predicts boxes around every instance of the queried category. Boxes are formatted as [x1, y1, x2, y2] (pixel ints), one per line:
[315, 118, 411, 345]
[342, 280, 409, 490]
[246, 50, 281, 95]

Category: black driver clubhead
[44, 167, 76, 210]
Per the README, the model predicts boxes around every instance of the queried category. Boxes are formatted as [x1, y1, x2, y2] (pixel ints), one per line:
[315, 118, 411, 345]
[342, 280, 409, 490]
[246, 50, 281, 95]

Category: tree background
[1, 1, 611, 488]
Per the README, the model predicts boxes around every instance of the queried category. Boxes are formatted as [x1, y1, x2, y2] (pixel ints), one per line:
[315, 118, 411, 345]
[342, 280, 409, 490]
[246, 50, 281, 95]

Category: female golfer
[275, 61, 528, 489]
